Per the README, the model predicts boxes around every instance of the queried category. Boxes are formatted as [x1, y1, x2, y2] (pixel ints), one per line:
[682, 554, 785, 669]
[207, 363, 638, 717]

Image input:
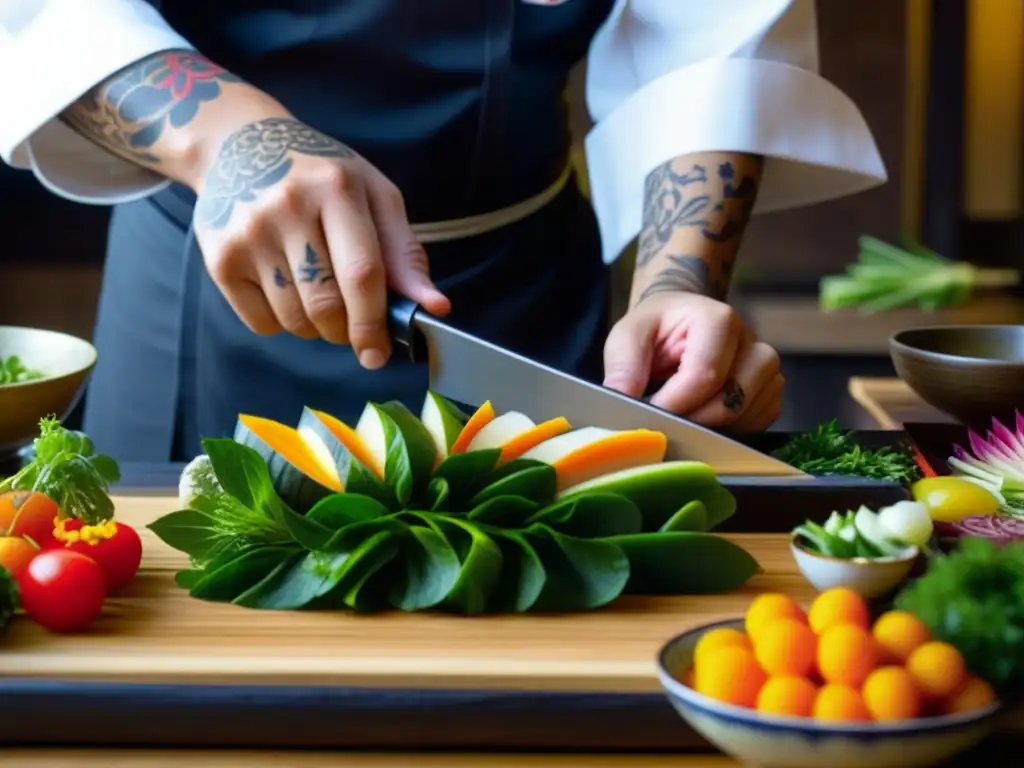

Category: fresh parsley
[772, 420, 921, 484]
[0, 416, 121, 524]
[895, 538, 1024, 695]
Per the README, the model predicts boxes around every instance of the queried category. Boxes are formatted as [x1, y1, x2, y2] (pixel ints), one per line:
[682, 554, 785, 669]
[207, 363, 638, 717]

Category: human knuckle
[693, 365, 723, 391]
[206, 242, 246, 283]
[341, 257, 383, 290]
[347, 317, 386, 346]
[711, 303, 741, 330]
[323, 162, 362, 195]
[756, 342, 781, 373]
[263, 182, 306, 216]
[303, 292, 346, 322]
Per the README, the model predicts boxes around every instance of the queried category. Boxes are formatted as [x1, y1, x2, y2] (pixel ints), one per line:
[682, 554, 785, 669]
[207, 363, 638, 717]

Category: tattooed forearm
[61, 51, 241, 168]
[637, 254, 728, 303]
[636, 164, 711, 269]
[633, 152, 764, 305]
[194, 118, 356, 229]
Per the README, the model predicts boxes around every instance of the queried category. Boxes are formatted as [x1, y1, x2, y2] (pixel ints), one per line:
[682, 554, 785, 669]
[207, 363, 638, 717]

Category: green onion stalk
[819, 236, 1019, 314]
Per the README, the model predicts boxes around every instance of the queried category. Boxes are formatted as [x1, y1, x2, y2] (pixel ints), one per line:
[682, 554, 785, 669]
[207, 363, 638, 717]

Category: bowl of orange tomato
[656, 589, 1001, 768]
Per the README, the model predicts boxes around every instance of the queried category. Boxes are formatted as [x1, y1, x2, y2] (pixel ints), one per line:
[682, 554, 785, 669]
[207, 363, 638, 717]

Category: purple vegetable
[934, 514, 1024, 550]
[947, 411, 1024, 512]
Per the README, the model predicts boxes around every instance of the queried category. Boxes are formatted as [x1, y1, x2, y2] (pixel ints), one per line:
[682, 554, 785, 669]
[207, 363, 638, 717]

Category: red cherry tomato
[19, 549, 106, 633]
[62, 521, 143, 591]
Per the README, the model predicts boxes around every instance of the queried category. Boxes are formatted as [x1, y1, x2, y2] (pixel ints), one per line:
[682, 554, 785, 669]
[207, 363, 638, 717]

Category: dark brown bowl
[890, 325, 1024, 427]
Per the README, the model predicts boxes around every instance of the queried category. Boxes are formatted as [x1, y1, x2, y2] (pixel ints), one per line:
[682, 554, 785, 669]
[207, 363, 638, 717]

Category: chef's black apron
[84, 0, 615, 462]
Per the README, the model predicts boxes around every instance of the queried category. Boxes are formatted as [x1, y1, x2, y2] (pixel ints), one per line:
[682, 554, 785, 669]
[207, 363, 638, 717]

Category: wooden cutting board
[848, 377, 952, 429]
[0, 495, 814, 694]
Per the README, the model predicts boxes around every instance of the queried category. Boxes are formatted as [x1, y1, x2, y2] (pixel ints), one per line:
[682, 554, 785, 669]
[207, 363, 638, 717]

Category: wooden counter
[848, 377, 949, 429]
[746, 295, 1024, 356]
[2, 495, 1020, 761]
[2, 496, 812, 694]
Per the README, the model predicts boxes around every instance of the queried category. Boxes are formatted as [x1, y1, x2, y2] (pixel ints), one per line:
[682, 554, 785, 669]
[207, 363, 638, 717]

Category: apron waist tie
[410, 162, 573, 244]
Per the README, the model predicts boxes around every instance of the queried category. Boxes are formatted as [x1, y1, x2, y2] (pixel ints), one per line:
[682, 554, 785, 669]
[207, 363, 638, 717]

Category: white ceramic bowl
[790, 533, 918, 599]
[0, 326, 97, 456]
[657, 619, 1001, 768]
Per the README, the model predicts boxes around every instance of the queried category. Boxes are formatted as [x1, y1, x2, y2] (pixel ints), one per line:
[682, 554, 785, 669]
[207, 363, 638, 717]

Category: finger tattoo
[273, 266, 293, 289]
[722, 378, 746, 412]
[298, 244, 335, 285]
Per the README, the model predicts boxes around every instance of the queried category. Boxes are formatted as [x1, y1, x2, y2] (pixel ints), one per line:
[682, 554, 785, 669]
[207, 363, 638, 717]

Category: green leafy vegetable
[0, 355, 44, 385]
[0, 416, 121, 524]
[819, 235, 1019, 314]
[151, 395, 758, 615]
[773, 420, 920, 484]
[895, 538, 1024, 695]
[793, 507, 915, 560]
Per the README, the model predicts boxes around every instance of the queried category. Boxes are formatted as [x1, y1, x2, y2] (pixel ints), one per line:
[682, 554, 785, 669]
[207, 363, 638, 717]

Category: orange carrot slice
[522, 427, 668, 491]
[498, 417, 571, 463]
[237, 414, 343, 491]
[450, 401, 496, 455]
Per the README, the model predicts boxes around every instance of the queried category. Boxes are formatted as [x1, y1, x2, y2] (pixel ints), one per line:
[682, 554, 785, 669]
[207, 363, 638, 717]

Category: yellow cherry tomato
[911, 476, 999, 523]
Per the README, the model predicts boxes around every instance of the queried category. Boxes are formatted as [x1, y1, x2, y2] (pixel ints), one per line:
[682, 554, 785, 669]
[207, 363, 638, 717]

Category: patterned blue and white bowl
[657, 619, 1001, 768]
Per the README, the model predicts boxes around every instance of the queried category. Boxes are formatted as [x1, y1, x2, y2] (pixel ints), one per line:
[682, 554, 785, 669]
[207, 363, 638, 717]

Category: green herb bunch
[0, 416, 121, 523]
[150, 438, 758, 614]
[819, 235, 1019, 315]
[895, 538, 1024, 696]
[772, 420, 920, 485]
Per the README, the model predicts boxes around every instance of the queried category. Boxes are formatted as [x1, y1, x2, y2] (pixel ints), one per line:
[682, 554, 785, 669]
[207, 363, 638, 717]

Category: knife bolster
[387, 296, 427, 363]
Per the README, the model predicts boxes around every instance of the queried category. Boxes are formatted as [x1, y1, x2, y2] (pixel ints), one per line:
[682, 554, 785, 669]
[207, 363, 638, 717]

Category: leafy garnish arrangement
[151, 432, 758, 615]
[947, 411, 1024, 516]
[819, 235, 1019, 315]
[0, 354, 44, 385]
[772, 420, 920, 484]
[0, 417, 121, 524]
[895, 538, 1024, 696]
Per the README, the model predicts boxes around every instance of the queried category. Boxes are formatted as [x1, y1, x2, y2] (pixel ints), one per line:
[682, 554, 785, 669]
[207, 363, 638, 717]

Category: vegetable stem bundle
[819, 236, 1019, 314]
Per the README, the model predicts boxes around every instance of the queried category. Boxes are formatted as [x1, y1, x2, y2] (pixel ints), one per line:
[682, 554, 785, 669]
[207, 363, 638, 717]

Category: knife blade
[388, 299, 808, 477]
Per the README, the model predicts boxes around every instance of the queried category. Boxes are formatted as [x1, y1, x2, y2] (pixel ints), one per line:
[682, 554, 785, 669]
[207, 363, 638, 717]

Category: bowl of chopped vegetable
[0, 326, 96, 457]
[790, 501, 934, 598]
[890, 325, 1024, 426]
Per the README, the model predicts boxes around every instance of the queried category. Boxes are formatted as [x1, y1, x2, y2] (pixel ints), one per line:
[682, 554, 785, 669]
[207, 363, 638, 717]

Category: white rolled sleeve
[584, 0, 888, 264]
[0, 0, 195, 204]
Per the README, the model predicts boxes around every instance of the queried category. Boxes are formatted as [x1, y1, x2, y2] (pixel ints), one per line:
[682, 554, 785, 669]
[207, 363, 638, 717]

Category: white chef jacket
[0, 0, 886, 264]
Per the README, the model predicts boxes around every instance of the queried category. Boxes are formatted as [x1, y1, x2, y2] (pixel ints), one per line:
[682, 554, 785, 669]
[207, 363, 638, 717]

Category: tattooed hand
[193, 117, 450, 367]
[603, 293, 782, 431]
[603, 152, 783, 432]
[62, 51, 448, 368]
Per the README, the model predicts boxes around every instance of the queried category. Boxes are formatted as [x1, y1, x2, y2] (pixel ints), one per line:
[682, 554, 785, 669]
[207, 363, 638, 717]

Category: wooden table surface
[848, 376, 950, 429]
[3, 496, 813, 693]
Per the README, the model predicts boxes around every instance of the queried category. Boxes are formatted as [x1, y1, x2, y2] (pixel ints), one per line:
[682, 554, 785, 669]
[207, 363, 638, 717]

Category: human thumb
[602, 312, 656, 399]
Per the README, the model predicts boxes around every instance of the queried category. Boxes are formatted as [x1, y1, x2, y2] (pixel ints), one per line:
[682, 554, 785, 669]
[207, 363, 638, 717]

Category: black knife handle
[387, 295, 424, 363]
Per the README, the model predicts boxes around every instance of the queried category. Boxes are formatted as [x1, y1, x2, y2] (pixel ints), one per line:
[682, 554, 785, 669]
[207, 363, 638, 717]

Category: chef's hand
[602, 293, 784, 432]
[192, 115, 450, 370]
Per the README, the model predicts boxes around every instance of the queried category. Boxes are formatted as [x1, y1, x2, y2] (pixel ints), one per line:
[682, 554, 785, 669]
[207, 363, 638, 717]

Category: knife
[388, 298, 808, 477]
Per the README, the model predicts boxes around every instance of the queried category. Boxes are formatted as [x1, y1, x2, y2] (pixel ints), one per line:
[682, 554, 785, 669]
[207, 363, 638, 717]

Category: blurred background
[2, 0, 1022, 432]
